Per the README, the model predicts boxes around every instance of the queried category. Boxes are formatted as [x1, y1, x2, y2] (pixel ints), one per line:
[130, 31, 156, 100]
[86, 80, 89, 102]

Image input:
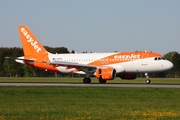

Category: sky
[0, 0, 180, 55]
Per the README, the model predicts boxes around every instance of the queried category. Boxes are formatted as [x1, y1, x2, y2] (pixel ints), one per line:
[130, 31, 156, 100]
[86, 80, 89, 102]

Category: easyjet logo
[114, 54, 140, 59]
[21, 28, 41, 53]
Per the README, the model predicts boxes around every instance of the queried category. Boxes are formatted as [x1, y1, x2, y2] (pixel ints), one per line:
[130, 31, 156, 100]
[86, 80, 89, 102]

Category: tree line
[0, 47, 180, 78]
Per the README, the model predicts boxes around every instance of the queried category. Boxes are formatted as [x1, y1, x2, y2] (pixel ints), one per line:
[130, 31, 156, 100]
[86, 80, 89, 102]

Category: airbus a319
[16, 26, 173, 84]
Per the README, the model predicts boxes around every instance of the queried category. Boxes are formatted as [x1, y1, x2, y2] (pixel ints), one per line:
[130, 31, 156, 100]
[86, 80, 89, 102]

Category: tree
[44, 46, 70, 54]
[164, 51, 180, 78]
[2, 58, 14, 77]
[71, 50, 76, 54]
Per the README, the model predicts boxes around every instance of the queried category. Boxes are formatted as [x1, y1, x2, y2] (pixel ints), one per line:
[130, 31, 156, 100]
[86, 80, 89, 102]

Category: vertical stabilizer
[18, 26, 48, 55]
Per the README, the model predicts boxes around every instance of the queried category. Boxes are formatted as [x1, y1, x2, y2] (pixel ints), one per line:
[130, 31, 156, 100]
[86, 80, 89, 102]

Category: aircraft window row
[60, 58, 138, 62]
[62, 59, 96, 62]
[154, 57, 166, 60]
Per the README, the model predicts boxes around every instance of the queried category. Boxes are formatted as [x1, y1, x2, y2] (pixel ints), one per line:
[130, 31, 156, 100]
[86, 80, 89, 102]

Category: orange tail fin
[18, 26, 48, 56]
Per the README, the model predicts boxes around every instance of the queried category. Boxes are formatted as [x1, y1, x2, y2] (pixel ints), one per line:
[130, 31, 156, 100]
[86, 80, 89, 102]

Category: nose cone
[165, 61, 174, 70]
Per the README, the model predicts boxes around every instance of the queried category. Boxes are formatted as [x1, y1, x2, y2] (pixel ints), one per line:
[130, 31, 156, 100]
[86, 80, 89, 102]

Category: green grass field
[0, 77, 180, 120]
[0, 77, 180, 84]
[0, 87, 180, 120]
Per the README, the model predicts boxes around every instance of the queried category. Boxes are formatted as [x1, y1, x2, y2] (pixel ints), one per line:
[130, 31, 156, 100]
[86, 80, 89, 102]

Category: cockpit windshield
[154, 57, 166, 60]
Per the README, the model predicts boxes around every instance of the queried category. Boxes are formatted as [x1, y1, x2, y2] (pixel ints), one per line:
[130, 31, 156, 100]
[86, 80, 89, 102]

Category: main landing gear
[99, 78, 107, 83]
[83, 77, 107, 84]
[83, 77, 91, 83]
[145, 73, 151, 84]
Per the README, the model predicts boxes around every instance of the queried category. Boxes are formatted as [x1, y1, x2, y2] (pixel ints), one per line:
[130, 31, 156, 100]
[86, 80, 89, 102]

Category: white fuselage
[43, 52, 173, 74]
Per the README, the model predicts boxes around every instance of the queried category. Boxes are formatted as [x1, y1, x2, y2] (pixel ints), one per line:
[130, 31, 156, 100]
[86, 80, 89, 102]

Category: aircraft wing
[16, 57, 97, 70]
[48, 61, 97, 69]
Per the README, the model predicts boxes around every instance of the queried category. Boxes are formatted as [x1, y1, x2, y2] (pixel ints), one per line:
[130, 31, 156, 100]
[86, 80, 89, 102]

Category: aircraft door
[142, 54, 148, 66]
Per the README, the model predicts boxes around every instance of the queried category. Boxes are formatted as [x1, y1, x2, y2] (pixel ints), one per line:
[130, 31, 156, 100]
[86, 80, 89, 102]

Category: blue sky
[0, 0, 180, 55]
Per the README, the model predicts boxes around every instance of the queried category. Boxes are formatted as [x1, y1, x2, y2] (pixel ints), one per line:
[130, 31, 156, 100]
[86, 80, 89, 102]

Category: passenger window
[154, 57, 157, 60]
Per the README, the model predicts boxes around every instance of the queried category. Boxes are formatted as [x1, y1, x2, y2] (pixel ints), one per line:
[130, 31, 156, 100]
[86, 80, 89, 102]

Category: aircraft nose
[166, 61, 174, 70]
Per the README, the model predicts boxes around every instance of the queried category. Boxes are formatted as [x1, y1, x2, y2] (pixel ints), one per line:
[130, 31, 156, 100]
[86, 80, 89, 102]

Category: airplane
[15, 26, 173, 84]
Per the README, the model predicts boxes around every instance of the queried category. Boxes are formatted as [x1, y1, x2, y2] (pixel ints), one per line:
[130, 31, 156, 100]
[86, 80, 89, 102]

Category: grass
[0, 77, 180, 119]
[0, 77, 180, 84]
[0, 86, 180, 120]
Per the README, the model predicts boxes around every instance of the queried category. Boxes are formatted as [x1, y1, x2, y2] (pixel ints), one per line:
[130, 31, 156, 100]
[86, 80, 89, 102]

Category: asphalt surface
[0, 83, 180, 88]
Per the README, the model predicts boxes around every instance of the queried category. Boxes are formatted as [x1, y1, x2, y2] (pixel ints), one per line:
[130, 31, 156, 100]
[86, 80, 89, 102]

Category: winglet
[18, 26, 48, 55]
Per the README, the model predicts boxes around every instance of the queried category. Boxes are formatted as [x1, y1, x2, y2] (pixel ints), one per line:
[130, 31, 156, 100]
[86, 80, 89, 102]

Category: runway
[0, 83, 180, 88]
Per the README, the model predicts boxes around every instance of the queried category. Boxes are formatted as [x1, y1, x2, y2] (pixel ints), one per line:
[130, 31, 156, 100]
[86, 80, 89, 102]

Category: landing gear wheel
[83, 78, 91, 83]
[145, 73, 151, 84]
[99, 79, 107, 83]
[146, 79, 151, 84]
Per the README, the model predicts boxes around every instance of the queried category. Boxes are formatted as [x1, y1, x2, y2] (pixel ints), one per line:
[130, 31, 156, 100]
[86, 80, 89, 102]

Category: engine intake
[95, 67, 116, 80]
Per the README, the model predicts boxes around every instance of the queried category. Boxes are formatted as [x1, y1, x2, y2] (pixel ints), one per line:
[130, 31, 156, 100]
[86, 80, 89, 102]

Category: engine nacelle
[119, 73, 137, 80]
[95, 67, 116, 80]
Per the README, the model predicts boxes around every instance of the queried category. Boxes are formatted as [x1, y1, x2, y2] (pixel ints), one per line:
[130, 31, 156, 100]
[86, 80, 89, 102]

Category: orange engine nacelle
[119, 73, 137, 80]
[95, 67, 116, 80]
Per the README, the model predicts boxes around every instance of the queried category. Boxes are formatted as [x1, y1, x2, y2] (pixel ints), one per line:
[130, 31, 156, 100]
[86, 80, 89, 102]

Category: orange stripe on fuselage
[88, 51, 162, 66]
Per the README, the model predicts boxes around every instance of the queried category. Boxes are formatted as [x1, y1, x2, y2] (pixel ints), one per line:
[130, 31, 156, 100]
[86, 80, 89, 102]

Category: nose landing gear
[145, 73, 151, 84]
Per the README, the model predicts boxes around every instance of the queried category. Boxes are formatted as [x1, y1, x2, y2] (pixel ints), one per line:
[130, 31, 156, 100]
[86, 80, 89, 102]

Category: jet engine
[95, 67, 116, 80]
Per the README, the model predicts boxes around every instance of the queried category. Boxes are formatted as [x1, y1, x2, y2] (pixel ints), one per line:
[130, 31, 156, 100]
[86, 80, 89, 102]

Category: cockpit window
[154, 57, 166, 60]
